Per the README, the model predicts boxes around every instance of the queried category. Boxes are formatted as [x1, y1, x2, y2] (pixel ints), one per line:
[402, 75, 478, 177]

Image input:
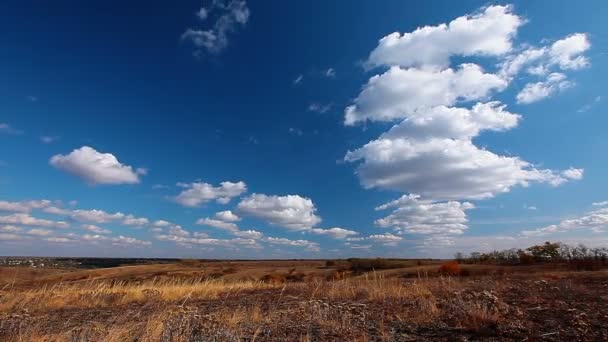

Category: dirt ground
[0, 262, 607, 341]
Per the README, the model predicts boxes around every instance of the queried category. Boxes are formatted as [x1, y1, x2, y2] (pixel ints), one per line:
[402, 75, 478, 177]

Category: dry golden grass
[4, 262, 603, 341]
[0, 277, 281, 313]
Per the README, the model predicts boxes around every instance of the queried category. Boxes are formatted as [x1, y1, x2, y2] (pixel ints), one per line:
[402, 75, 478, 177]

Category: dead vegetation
[0, 258, 607, 341]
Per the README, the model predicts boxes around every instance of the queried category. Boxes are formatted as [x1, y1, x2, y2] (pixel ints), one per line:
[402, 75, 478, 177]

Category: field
[1, 258, 607, 341]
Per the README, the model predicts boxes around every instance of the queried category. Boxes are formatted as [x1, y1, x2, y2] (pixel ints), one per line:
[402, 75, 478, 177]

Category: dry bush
[439, 261, 462, 276]
[260, 273, 286, 284]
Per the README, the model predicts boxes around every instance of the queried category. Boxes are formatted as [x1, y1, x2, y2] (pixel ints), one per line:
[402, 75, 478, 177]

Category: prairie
[1, 258, 607, 341]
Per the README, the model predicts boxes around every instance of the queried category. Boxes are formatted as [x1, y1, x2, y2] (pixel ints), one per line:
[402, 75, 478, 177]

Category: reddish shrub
[260, 273, 286, 284]
[439, 261, 462, 276]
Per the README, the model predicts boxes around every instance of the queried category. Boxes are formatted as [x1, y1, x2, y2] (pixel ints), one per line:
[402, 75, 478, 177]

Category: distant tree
[454, 252, 464, 263]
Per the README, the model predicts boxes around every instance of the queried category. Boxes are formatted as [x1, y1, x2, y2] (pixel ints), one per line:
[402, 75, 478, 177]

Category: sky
[1, 0, 607, 258]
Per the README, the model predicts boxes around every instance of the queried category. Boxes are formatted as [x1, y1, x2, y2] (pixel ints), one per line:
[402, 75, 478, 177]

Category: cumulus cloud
[67, 209, 125, 224]
[0, 200, 52, 213]
[344, 64, 507, 125]
[367, 5, 522, 69]
[50, 146, 145, 185]
[345, 102, 576, 200]
[155, 233, 260, 249]
[237, 194, 321, 231]
[375, 194, 474, 235]
[0, 213, 69, 229]
[561, 167, 584, 180]
[196, 218, 239, 232]
[122, 214, 150, 227]
[310, 227, 359, 239]
[81, 234, 151, 246]
[215, 210, 241, 222]
[366, 233, 403, 246]
[152, 220, 172, 227]
[501, 33, 590, 104]
[174, 181, 247, 207]
[265, 237, 320, 251]
[81, 224, 112, 234]
[27, 228, 54, 236]
[182, 0, 250, 55]
[345, 5, 587, 206]
[516, 72, 572, 104]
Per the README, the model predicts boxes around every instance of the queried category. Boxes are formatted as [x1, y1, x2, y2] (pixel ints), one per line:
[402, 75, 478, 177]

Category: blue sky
[1, 1, 607, 258]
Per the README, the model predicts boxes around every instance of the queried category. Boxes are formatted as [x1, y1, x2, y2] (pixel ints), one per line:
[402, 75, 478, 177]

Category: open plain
[1, 258, 607, 341]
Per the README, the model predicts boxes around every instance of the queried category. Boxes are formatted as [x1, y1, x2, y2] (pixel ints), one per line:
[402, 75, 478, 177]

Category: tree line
[455, 242, 608, 270]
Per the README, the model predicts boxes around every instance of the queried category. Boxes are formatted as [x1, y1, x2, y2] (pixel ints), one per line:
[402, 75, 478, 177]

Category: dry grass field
[1, 259, 607, 341]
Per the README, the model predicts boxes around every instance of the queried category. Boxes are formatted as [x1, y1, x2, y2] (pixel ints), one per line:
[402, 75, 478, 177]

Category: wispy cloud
[0, 123, 23, 135]
[182, 0, 250, 56]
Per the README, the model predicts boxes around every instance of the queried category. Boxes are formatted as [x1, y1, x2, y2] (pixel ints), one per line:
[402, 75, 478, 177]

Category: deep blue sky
[1, 1, 607, 258]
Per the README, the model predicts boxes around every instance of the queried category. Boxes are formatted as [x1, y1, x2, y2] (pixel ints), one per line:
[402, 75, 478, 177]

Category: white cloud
[344, 5, 587, 208]
[168, 225, 191, 237]
[375, 194, 474, 236]
[549, 33, 591, 70]
[122, 214, 150, 227]
[152, 220, 172, 227]
[592, 201, 608, 207]
[308, 103, 332, 114]
[367, 5, 522, 69]
[50, 146, 144, 185]
[366, 233, 403, 246]
[233, 229, 263, 239]
[0, 213, 69, 229]
[561, 167, 584, 180]
[196, 218, 239, 232]
[68, 209, 125, 224]
[182, 0, 250, 55]
[215, 210, 241, 222]
[265, 237, 320, 251]
[345, 64, 507, 125]
[82, 234, 151, 246]
[310, 227, 359, 239]
[237, 194, 321, 231]
[516, 72, 572, 104]
[27, 228, 54, 236]
[500, 33, 590, 104]
[155, 233, 260, 249]
[0, 200, 52, 213]
[0, 225, 22, 233]
[346, 102, 576, 200]
[521, 206, 608, 236]
[174, 181, 247, 207]
[325, 68, 336, 78]
[81, 224, 112, 234]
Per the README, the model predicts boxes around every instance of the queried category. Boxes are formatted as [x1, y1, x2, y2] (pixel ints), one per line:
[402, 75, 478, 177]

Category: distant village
[0, 257, 81, 268]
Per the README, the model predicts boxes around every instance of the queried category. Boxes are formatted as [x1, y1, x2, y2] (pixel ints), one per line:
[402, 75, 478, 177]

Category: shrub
[439, 261, 462, 276]
[325, 260, 336, 267]
[260, 273, 286, 284]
